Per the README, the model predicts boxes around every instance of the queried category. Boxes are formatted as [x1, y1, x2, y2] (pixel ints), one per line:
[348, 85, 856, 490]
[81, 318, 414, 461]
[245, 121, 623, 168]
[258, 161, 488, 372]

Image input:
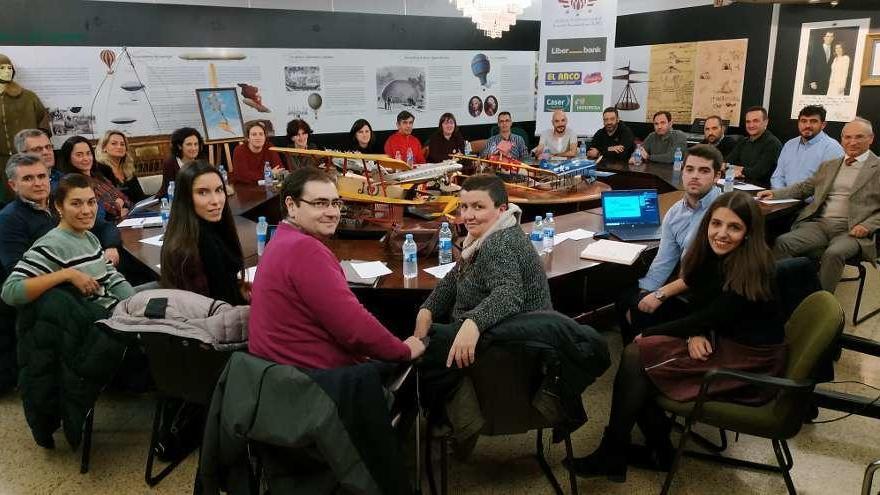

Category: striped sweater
[1, 227, 134, 309]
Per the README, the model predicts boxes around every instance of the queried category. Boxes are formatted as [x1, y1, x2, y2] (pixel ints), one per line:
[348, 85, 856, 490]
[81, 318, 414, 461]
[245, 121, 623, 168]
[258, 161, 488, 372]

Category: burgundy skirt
[637, 335, 787, 404]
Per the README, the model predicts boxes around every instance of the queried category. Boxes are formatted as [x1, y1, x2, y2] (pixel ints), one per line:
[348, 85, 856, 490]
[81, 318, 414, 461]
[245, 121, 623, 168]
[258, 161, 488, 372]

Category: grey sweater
[421, 225, 552, 332]
[642, 129, 689, 163]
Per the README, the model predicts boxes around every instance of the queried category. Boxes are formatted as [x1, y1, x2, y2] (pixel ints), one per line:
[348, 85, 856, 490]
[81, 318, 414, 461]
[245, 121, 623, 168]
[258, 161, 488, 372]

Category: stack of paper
[117, 216, 163, 228]
[424, 263, 456, 279]
[138, 234, 164, 247]
[580, 239, 647, 265]
[554, 229, 595, 246]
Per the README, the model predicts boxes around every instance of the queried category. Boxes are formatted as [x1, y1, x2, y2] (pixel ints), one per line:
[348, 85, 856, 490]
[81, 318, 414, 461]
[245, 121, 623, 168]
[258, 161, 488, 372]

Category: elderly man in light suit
[758, 117, 879, 292]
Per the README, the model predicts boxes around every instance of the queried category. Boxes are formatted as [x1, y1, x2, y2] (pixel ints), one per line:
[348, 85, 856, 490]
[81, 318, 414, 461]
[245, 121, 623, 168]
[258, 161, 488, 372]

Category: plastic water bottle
[540, 149, 550, 169]
[673, 147, 683, 171]
[464, 140, 472, 156]
[632, 146, 642, 166]
[438, 222, 453, 265]
[724, 164, 735, 193]
[578, 141, 587, 158]
[395, 150, 402, 162]
[406, 148, 414, 168]
[530, 216, 544, 253]
[218, 164, 228, 185]
[263, 161, 273, 190]
[403, 234, 418, 279]
[256, 216, 268, 257]
[167, 180, 175, 203]
[543, 213, 555, 253]
[160, 197, 170, 229]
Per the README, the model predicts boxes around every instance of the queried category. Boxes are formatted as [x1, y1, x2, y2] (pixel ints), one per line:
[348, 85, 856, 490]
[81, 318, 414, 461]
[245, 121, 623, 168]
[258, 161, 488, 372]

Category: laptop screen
[601, 189, 661, 227]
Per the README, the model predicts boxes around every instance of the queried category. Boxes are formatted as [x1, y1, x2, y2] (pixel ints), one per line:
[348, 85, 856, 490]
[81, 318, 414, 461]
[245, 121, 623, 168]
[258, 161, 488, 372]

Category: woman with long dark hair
[426, 112, 465, 163]
[346, 118, 380, 154]
[157, 127, 203, 198]
[160, 160, 247, 305]
[566, 191, 786, 482]
[59, 135, 131, 221]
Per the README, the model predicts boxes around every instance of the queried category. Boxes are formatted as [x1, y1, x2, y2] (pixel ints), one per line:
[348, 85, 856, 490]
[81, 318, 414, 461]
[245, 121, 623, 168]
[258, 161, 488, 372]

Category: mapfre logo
[558, 0, 598, 14]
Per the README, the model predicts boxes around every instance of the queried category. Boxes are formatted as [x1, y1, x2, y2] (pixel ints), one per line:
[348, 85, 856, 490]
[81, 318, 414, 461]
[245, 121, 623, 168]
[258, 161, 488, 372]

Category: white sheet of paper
[117, 218, 143, 228]
[759, 198, 800, 205]
[733, 183, 765, 191]
[141, 216, 163, 227]
[243, 266, 258, 282]
[139, 234, 164, 246]
[554, 229, 595, 245]
[424, 263, 456, 279]
[351, 261, 392, 279]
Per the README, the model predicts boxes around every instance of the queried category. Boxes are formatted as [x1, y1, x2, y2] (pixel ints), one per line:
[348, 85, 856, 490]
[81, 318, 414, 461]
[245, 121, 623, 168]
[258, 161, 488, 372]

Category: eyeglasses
[298, 198, 344, 209]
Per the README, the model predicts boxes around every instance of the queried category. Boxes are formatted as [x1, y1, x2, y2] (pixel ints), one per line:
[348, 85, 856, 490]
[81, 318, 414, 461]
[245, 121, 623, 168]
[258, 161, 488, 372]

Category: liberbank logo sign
[546, 37, 607, 63]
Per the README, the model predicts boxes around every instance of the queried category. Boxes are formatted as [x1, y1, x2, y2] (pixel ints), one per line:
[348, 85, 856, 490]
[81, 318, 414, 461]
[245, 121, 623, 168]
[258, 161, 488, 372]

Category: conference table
[120, 164, 801, 330]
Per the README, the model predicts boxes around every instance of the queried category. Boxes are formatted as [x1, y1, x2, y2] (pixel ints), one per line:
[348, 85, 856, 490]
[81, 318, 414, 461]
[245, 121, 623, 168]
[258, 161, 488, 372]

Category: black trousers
[606, 342, 671, 446]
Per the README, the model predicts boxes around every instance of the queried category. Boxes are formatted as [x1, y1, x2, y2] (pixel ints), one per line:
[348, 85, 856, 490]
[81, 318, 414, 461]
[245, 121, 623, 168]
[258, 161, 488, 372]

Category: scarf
[461, 203, 522, 261]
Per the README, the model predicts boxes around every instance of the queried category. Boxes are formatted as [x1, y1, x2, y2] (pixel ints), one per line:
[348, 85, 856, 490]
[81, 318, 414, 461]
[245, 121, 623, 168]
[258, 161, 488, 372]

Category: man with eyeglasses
[482, 111, 528, 160]
[248, 167, 426, 369]
[14, 129, 60, 190]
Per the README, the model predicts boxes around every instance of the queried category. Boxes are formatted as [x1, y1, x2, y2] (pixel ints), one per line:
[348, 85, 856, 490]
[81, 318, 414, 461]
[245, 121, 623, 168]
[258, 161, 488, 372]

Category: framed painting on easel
[195, 87, 246, 143]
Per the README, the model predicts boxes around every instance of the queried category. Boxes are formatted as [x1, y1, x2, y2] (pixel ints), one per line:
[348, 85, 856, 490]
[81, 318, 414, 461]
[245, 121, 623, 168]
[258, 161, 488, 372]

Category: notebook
[600, 189, 662, 241]
[579, 239, 648, 265]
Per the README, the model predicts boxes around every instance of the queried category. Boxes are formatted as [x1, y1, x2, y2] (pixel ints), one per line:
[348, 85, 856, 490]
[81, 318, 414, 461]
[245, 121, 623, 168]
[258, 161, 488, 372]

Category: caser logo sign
[546, 37, 607, 63]
[544, 95, 571, 112]
[545, 72, 582, 86]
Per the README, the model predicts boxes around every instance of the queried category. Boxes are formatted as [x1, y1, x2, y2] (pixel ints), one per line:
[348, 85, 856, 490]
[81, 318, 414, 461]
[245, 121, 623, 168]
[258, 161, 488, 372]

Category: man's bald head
[551, 109, 568, 134]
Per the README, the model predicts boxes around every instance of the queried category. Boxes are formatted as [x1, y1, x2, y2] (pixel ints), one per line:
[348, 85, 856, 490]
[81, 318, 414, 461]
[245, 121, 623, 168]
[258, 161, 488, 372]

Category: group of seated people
[0, 106, 876, 489]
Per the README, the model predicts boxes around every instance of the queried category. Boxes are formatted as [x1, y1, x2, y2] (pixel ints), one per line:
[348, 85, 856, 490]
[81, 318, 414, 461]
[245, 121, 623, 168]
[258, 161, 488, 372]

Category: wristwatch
[653, 289, 667, 302]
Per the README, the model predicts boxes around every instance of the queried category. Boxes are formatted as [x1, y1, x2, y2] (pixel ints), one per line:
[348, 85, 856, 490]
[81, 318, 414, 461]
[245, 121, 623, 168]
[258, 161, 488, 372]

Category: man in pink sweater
[248, 168, 426, 369]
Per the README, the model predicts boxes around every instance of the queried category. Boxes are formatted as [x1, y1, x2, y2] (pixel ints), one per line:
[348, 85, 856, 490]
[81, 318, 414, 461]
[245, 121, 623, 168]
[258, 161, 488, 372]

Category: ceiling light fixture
[451, 0, 531, 39]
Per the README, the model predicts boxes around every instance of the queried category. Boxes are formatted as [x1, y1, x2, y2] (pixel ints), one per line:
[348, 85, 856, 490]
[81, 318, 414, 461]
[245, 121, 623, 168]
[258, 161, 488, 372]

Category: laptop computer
[600, 189, 662, 241]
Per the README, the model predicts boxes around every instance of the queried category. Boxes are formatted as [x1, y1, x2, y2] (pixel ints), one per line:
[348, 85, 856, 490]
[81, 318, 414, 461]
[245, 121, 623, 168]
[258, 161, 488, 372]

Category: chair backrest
[469, 344, 551, 435]
[783, 291, 844, 382]
[488, 125, 531, 149]
[140, 333, 235, 405]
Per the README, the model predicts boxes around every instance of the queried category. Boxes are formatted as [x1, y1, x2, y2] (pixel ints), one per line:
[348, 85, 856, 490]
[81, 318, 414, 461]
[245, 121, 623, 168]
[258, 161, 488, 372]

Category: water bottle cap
[258, 216, 266, 223]
[405, 233, 414, 240]
[441, 222, 449, 227]
[546, 212, 553, 218]
[169, 180, 175, 186]
[535, 216, 542, 221]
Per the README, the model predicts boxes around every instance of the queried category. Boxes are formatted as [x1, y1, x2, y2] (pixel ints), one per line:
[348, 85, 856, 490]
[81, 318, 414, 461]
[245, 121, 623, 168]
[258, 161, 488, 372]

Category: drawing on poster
[468, 96, 483, 117]
[285, 66, 321, 92]
[692, 39, 747, 126]
[613, 61, 648, 111]
[238, 83, 270, 113]
[49, 107, 96, 136]
[484, 95, 498, 116]
[791, 19, 869, 122]
[196, 87, 245, 142]
[376, 66, 426, 112]
[647, 43, 696, 124]
[471, 53, 493, 89]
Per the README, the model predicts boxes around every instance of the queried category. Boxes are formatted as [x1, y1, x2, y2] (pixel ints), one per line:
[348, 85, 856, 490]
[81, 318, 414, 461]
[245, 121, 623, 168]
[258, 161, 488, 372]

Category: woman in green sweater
[1, 173, 133, 309]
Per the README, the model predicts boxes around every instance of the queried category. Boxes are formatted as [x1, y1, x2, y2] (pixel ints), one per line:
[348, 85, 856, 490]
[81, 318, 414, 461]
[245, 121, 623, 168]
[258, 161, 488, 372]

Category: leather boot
[563, 427, 628, 482]
[633, 407, 674, 471]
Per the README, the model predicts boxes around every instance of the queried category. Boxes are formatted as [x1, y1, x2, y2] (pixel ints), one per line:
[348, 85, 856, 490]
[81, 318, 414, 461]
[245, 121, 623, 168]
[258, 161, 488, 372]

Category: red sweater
[230, 144, 285, 184]
[247, 222, 411, 369]
[383, 132, 425, 165]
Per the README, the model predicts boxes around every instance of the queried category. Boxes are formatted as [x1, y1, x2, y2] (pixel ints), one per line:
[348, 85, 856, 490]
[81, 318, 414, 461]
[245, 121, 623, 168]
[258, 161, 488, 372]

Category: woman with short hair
[95, 130, 147, 203]
[157, 127, 203, 198]
[161, 160, 247, 305]
[285, 119, 323, 169]
[230, 121, 286, 184]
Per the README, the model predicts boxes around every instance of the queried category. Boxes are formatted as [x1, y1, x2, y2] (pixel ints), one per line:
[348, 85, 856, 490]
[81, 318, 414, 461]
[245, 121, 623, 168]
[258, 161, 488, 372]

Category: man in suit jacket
[758, 118, 879, 292]
[805, 31, 835, 95]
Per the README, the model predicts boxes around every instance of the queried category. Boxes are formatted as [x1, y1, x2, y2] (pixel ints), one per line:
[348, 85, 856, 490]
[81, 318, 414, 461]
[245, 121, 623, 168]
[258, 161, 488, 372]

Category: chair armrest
[690, 368, 814, 421]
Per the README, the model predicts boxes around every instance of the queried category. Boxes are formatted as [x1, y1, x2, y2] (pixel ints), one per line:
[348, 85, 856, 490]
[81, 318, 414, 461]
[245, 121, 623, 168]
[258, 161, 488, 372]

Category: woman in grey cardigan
[414, 174, 552, 369]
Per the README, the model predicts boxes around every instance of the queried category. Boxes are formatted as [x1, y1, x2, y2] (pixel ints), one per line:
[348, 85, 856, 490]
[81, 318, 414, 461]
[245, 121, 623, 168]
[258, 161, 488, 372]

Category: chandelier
[450, 0, 532, 39]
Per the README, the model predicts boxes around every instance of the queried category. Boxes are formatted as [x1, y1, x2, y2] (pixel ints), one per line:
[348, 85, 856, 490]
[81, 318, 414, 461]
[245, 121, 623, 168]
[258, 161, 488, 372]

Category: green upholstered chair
[656, 291, 844, 495]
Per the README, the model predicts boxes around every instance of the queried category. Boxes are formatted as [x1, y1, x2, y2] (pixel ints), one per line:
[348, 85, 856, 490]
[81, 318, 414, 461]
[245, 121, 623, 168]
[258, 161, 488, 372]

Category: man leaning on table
[616, 144, 723, 343]
[630, 111, 688, 165]
[725, 106, 782, 188]
[759, 117, 880, 293]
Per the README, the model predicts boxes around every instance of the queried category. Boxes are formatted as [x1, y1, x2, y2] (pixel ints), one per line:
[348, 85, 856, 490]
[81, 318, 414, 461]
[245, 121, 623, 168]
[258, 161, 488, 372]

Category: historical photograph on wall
[791, 18, 870, 122]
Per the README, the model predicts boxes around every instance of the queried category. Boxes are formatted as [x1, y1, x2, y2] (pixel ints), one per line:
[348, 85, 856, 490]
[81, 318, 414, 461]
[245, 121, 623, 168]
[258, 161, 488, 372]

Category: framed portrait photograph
[862, 33, 880, 86]
[195, 87, 246, 143]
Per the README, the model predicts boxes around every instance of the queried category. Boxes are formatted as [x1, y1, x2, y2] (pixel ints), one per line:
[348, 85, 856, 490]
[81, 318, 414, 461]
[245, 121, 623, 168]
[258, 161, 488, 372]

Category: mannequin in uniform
[0, 54, 49, 203]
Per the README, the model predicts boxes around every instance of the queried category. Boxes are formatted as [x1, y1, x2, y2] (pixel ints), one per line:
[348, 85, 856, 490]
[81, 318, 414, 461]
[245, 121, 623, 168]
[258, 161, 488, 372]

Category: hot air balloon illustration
[471, 53, 491, 88]
[307, 93, 323, 120]
[100, 49, 116, 74]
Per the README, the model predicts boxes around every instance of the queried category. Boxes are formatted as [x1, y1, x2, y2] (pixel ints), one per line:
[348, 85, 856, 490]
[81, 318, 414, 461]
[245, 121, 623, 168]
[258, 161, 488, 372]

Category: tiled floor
[1, 265, 879, 494]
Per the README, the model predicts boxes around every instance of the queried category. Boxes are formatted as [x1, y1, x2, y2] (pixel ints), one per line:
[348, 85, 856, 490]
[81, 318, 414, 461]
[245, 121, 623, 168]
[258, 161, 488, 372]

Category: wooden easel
[206, 139, 237, 170]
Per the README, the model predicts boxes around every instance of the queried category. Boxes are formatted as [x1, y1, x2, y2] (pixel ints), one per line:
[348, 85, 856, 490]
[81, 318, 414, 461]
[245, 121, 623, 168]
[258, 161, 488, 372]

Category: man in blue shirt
[615, 144, 723, 343]
[770, 105, 844, 189]
[482, 112, 528, 160]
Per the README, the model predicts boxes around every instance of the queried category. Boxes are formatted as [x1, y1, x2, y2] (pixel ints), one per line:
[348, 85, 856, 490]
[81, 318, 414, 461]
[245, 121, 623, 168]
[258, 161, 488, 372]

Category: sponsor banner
[538, 0, 617, 136]
[544, 95, 572, 111]
[545, 71, 582, 86]
[572, 94, 603, 112]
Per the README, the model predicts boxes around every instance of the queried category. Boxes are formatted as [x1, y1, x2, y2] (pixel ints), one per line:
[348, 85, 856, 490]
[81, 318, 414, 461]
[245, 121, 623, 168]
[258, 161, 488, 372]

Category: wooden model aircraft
[449, 153, 600, 193]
